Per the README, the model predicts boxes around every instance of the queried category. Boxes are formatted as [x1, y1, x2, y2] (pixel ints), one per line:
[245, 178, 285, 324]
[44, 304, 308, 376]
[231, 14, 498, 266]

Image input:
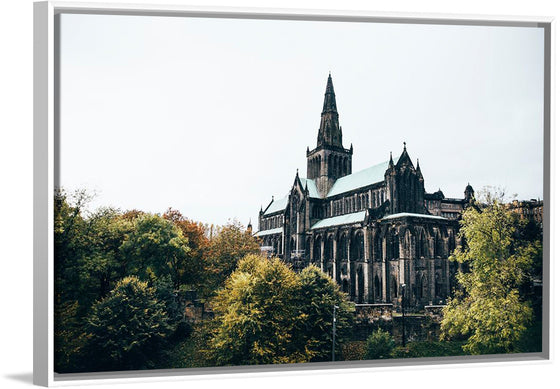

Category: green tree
[54, 188, 92, 304]
[440, 190, 540, 354]
[206, 255, 354, 365]
[120, 214, 191, 287]
[294, 266, 354, 361]
[77, 207, 135, 304]
[365, 328, 395, 359]
[82, 276, 173, 371]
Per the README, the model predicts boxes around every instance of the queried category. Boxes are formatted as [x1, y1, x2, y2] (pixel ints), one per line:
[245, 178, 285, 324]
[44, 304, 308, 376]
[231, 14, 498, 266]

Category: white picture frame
[33, 1, 554, 386]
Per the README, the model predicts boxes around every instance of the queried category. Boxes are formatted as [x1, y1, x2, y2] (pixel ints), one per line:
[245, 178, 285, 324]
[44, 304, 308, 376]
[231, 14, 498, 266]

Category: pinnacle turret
[416, 158, 423, 179]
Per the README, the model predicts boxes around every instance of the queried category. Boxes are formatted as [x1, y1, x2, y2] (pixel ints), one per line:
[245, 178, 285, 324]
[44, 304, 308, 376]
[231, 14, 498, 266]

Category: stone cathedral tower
[257, 73, 475, 307]
[306, 74, 353, 198]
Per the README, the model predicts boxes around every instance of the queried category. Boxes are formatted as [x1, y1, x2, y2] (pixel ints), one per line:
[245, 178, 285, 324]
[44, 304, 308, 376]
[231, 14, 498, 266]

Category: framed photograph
[34, 1, 552, 386]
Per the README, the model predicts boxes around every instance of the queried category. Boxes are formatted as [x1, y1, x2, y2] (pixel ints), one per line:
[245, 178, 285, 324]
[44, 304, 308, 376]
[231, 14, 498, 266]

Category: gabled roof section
[311, 210, 367, 230]
[382, 212, 447, 221]
[299, 177, 320, 199]
[254, 227, 283, 237]
[327, 161, 389, 197]
[263, 196, 288, 215]
[396, 142, 414, 168]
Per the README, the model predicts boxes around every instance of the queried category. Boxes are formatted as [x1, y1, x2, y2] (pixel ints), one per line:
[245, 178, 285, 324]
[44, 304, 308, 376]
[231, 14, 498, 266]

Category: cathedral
[255, 74, 474, 309]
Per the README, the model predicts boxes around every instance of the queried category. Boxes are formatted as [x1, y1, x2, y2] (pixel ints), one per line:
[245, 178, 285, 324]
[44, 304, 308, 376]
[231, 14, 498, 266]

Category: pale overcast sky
[59, 13, 544, 227]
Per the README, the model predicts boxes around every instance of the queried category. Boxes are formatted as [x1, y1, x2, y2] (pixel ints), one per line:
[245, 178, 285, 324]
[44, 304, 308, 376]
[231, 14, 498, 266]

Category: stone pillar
[364, 227, 370, 260]
[309, 233, 314, 263]
[320, 237, 325, 272]
[332, 238, 338, 283]
[399, 258, 406, 294]
[381, 236, 387, 301]
[363, 261, 371, 303]
[429, 258, 435, 304]
[444, 237, 451, 296]
[363, 227, 371, 302]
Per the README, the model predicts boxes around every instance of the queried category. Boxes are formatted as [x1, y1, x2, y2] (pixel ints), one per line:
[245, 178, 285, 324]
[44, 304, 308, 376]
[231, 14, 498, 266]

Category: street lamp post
[401, 283, 406, 347]
[332, 304, 339, 361]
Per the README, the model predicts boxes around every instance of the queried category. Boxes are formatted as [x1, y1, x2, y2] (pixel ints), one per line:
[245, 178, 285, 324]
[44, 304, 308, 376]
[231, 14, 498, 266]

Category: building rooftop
[263, 196, 288, 215]
[311, 210, 367, 230]
[381, 212, 447, 221]
[327, 161, 389, 197]
[254, 227, 283, 237]
[299, 177, 320, 198]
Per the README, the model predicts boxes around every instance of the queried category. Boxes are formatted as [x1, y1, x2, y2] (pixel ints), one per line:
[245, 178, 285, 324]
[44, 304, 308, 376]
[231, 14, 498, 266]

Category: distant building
[255, 74, 474, 309]
[508, 199, 543, 224]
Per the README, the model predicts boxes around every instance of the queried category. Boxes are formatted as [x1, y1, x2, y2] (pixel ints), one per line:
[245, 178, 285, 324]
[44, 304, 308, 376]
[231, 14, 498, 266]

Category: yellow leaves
[207, 254, 354, 365]
[441, 190, 539, 354]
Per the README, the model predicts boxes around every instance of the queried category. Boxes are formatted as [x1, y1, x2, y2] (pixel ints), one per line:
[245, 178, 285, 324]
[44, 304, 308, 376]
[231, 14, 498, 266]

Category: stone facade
[255, 75, 473, 310]
[507, 199, 543, 224]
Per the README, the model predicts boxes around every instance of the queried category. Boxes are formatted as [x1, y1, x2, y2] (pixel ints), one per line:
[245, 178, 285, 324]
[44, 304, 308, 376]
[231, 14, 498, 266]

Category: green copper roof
[255, 227, 283, 237]
[382, 213, 447, 221]
[263, 196, 288, 215]
[299, 177, 320, 198]
[327, 161, 389, 198]
[311, 210, 366, 230]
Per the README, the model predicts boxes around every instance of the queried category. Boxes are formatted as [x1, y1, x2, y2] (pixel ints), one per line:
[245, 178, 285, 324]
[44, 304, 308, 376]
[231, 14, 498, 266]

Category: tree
[206, 255, 354, 365]
[82, 277, 173, 371]
[293, 266, 354, 361]
[205, 221, 260, 291]
[440, 190, 541, 354]
[77, 207, 134, 304]
[163, 208, 210, 287]
[120, 214, 191, 288]
[365, 328, 395, 359]
[54, 188, 92, 304]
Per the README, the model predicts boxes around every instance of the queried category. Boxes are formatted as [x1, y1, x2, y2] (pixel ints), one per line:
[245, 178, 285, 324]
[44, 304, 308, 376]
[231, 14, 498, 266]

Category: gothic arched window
[374, 233, 383, 261]
[325, 236, 334, 259]
[313, 236, 322, 262]
[351, 231, 364, 260]
[338, 234, 348, 260]
[375, 275, 382, 301]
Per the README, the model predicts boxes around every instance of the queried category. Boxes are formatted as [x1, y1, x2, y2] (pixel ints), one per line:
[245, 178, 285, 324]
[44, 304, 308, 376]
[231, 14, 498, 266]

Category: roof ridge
[345, 160, 390, 176]
[327, 160, 390, 197]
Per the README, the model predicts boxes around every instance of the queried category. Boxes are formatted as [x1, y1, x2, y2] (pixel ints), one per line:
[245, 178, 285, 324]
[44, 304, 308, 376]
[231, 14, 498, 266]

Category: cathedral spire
[317, 73, 342, 147]
[322, 73, 338, 114]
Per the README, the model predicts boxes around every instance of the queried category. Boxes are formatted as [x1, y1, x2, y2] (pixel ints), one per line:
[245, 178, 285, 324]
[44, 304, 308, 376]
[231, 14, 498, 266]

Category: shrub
[341, 341, 366, 361]
[364, 328, 395, 359]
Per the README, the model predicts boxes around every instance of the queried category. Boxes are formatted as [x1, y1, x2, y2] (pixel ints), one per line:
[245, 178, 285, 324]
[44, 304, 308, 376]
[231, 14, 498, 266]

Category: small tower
[464, 183, 475, 203]
[247, 219, 253, 235]
[385, 143, 426, 214]
[306, 74, 353, 197]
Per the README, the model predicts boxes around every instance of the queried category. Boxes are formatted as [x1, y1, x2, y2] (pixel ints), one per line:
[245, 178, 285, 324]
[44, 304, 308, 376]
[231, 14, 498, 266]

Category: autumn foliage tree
[204, 221, 260, 292]
[163, 208, 209, 288]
